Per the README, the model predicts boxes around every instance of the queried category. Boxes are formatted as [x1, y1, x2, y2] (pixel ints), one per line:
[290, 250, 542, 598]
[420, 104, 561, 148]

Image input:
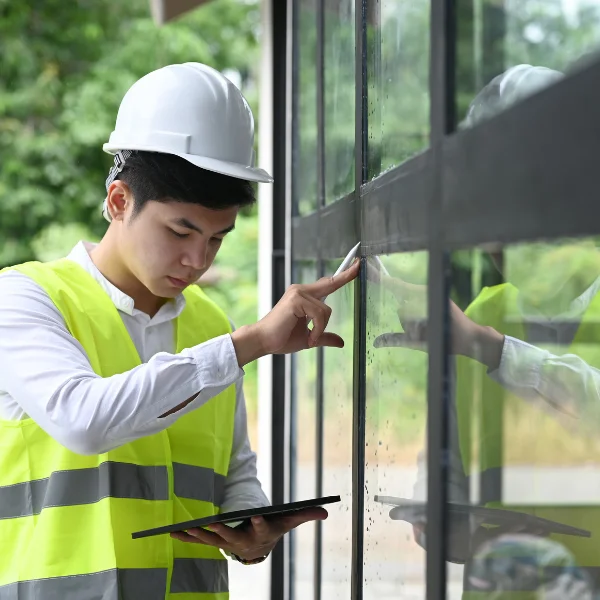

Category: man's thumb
[314, 332, 344, 348]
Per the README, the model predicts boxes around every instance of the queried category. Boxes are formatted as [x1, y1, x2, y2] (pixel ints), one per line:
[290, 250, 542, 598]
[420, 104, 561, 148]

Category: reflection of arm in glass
[378, 285, 600, 420]
[371, 259, 599, 421]
[489, 335, 600, 421]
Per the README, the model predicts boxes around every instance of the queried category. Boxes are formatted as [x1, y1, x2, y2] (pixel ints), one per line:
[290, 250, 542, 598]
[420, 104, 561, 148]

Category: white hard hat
[464, 64, 564, 127]
[103, 62, 273, 184]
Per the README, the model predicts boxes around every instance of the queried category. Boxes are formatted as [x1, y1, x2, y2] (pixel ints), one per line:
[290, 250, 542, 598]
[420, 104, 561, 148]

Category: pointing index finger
[303, 258, 360, 300]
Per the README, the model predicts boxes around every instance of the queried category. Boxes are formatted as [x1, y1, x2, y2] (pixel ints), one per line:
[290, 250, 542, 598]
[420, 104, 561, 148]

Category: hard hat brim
[102, 144, 273, 184]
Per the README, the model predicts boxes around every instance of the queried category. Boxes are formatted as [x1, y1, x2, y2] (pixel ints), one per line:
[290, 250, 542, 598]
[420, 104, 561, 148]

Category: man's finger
[202, 522, 246, 544]
[302, 259, 360, 299]
[277, 507, 328, 533]
[314, 332, 344, 349]
[250, 516, 270, 537]
[301, 294, 332, 346]
[170, 528, 223, 546]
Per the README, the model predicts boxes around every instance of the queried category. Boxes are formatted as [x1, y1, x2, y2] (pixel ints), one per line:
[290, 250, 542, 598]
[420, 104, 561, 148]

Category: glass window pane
[362, 252, 460, 599]
[321, 260, 356, 598]
[448, 237, 600, 597]
[367, 0, 431, 179]
[457, 0, 600, 129]
[295, 0, 318, 216]
[324, 1, 356, 202]
[290, 262, 318, 600]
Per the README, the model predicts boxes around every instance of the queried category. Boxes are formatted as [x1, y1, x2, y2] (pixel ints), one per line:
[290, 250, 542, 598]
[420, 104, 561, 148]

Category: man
[375, 63, 600, 595]
[0, 63, 359, 599]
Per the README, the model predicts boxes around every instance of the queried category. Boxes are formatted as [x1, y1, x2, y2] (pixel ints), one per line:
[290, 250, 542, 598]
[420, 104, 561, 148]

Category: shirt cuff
[188, 333, 244, 388]
[488, 335, 547, 399]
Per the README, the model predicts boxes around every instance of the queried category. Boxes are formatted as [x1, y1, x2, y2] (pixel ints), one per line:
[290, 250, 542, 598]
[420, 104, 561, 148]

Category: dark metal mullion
[426, 0, 455, 599]
[314, 262, 325, 600]
[314, 1, 326, 597]
[288, 1, 300, 597]
[271, 0, 290, 598]
[351, 1, 368, 600]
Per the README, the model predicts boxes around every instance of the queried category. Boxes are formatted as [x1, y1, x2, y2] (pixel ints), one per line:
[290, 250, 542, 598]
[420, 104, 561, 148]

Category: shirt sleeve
[0, 270, 244, 455]
[489, 335, 600, 421]
[221, 378, 270, 513]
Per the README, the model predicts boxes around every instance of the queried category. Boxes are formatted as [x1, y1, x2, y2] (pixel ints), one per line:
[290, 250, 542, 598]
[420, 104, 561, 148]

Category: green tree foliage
[0, 0, 261, 268]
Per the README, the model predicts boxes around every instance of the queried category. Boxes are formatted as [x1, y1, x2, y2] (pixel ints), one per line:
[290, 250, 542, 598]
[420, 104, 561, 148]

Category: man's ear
[106, 181, 133, 222]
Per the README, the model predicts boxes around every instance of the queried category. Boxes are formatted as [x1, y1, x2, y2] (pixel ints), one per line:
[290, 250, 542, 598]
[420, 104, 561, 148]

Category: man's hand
[170, 506, 328, 561]
[231, 259, 360, 366]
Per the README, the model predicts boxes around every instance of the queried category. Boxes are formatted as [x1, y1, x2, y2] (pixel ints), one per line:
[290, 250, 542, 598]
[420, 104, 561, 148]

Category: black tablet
[374, 496, 591, 538]
[132, 495, 341, 539]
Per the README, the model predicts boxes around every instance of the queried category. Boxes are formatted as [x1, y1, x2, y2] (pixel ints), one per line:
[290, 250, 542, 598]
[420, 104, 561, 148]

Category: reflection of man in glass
[375, 64, 600, 596]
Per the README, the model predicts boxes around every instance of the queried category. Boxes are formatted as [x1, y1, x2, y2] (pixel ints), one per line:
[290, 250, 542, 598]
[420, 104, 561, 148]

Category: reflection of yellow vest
[457, 282, 600, 570]
[0, 259, 236, 599]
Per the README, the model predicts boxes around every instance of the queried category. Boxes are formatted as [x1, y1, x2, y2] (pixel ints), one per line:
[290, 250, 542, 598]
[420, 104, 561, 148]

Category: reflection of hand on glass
[368, 257, 505, 369]
[372, 247, 600, 422]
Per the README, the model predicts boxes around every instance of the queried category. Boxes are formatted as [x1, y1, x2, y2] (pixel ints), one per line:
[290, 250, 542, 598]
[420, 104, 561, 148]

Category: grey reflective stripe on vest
[0, 561, 228, 599]
[173, 462, 226, 504]
[0, 462, 225, 520]
[0, 568, 167, 600]
[0, 462, 169, 520]
[170, 559, 229, 594]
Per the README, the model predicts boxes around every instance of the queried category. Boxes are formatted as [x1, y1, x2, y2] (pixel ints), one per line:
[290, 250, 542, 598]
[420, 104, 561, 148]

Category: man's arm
[0, 271, 243, 455]
[0, 260, 359, 456]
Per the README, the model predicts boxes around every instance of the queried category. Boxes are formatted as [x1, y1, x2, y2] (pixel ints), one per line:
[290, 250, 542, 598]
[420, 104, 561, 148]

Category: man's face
[119, 199, 238, 299]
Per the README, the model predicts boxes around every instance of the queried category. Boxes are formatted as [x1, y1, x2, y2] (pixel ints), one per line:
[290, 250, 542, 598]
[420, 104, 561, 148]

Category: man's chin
[149, 282, 185, 299]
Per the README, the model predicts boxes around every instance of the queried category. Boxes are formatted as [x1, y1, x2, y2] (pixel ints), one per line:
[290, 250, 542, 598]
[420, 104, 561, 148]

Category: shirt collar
[66, 241, 186, 320]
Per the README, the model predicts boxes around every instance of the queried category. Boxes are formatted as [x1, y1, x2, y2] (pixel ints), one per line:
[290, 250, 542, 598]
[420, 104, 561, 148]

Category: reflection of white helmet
[103, 62, 273, 184]
[467, 533, 593, 600]
[464, 64, 564, 126]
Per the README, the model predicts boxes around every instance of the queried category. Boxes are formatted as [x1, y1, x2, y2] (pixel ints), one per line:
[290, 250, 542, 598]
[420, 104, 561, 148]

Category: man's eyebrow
[216, 223, 236, 235]
[170, 218, 236, 236]
[171, 218, 203, 234]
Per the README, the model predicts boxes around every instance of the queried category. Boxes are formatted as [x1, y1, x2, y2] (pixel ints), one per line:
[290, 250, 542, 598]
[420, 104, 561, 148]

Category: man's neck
[89, 236, 165, 317]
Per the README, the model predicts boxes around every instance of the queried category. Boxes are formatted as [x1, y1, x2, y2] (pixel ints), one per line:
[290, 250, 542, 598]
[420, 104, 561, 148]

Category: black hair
[116, 151, 255, 216]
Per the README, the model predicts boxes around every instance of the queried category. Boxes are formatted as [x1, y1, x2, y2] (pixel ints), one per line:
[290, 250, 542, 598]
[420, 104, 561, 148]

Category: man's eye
[169, 229, 189, 239]
[211, 237, 224, 244]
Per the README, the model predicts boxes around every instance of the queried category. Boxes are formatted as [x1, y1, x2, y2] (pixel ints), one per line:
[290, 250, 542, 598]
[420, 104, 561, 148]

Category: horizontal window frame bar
[292, 193, 358, 259]
[291, 58, 600, 259]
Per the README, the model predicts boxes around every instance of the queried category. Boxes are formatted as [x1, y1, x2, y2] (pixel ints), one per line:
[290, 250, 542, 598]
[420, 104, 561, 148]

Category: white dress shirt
[0, 241, 269, 513]
[491, 275, 600, 422]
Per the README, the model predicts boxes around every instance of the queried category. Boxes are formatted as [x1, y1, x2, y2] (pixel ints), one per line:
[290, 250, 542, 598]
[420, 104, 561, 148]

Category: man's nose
[181, 242, 208, 271]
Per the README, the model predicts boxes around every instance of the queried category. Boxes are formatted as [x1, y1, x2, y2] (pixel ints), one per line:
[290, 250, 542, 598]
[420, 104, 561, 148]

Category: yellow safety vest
[0, 258, 236, 600]
[457, 282, 600, 576]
